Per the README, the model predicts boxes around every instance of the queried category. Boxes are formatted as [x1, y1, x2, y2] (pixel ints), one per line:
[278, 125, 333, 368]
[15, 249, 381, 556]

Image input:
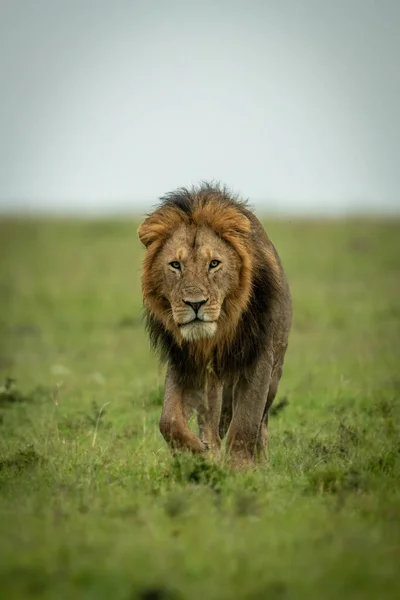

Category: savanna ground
[0, 217, 399, 600]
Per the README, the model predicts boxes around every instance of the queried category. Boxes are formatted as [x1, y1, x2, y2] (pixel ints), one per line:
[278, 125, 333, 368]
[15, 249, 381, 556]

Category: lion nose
[183, 299, 208, 314]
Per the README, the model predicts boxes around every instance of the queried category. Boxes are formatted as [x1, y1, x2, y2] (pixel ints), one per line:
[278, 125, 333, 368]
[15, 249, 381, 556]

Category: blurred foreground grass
[0, 217, 399, 600]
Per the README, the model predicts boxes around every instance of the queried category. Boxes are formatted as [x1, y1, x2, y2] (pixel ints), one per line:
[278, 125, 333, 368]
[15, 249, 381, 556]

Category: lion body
[138, 183, 292, 465]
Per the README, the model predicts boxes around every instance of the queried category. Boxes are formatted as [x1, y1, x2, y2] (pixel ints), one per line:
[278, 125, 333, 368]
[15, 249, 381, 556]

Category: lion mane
[140, 183, 287, 382]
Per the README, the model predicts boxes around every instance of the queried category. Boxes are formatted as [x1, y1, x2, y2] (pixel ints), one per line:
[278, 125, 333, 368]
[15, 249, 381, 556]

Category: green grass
[0, 217, 399, 600]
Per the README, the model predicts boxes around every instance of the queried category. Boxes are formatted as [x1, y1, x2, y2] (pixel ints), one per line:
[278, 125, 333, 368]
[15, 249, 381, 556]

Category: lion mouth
[178, 318, 214, 327]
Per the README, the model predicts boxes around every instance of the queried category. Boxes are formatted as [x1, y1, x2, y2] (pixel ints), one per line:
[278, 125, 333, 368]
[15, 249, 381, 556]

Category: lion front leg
[225, 357, 272, 467]
[196, 371, 223, 457]
[255, 365, 282, 460]
[159, 365, 206, 454]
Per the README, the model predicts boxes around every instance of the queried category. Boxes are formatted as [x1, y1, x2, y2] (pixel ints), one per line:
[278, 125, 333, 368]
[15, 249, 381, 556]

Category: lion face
[139, 189, 256, 347]
[154, 225, 241, 342]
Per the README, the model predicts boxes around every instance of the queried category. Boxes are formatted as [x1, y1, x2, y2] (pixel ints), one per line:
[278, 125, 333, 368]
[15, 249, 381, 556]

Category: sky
[0, 0, 399, 215]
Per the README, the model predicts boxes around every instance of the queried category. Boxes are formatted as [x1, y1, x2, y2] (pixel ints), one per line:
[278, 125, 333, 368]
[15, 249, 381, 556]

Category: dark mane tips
[160, 187, 194, 216]
[158, 182, 252, 218]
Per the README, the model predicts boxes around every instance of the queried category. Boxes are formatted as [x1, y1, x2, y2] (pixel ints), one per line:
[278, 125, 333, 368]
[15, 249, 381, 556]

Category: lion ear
[138, 208, 183, 248]
[137, 219, 154, 248]
[228, 212, 251, 237]
[214, 208, 251, 239]
[194, 204, 251, 239]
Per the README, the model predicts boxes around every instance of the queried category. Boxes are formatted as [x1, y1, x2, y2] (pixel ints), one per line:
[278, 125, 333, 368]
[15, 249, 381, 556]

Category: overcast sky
[0, 0, 399, 215]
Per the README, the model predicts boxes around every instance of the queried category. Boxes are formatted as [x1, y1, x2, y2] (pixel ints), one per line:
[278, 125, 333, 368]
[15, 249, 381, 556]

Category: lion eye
[209, 260, 221, 269]
[169, 261, 181, 270]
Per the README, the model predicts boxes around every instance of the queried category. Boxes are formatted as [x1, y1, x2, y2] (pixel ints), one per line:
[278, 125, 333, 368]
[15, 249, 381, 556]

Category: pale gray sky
[0, 0, 399, 215]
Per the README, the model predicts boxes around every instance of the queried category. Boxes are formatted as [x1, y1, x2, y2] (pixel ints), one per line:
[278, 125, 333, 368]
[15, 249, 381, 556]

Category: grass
[0, 216, 399, 600]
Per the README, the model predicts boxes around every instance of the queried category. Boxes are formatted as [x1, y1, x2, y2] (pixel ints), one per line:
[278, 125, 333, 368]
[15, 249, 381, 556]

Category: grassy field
[0, 217, 399, 600]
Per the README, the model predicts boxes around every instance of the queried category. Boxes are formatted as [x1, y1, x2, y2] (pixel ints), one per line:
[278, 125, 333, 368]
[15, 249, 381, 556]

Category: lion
[138, 183, 292, 466]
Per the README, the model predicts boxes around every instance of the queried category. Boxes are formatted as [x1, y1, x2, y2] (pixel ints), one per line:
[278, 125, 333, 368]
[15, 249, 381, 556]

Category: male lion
[138, 183, 292, 466]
